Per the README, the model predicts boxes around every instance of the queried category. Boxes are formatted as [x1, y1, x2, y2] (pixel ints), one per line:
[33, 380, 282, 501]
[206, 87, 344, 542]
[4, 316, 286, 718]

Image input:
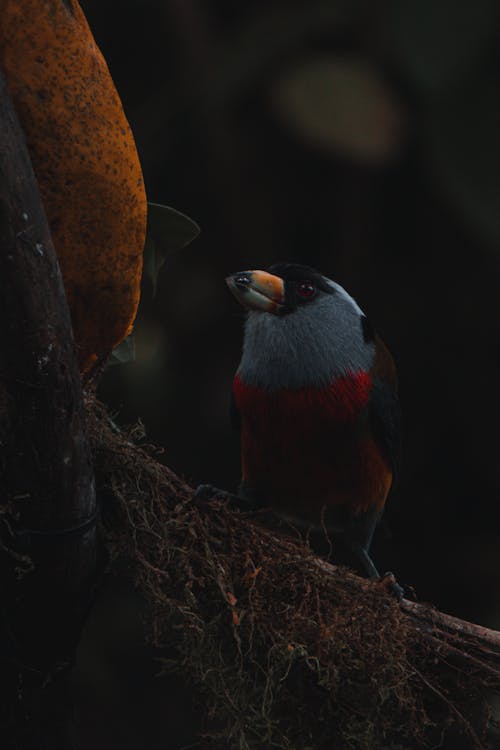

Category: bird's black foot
[193, 483, 231, 501]
[377, 571, 405, 601]
[347, 543, 405, 600]
[193, 485, 283, 530]
[193, 484, 256, 512]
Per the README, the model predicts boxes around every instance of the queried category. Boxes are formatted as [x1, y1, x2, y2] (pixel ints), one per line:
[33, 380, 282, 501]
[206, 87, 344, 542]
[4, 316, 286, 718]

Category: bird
[225, 262, 401, 581]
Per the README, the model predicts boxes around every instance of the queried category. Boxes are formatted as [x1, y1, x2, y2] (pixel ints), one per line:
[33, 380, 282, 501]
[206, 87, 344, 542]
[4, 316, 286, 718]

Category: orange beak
[226, 270, 286, 315]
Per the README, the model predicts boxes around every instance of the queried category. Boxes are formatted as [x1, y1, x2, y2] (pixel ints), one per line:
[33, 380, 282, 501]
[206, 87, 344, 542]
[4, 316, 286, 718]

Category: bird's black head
[227, 262, 378, 388]
[267, 262, 334, 314]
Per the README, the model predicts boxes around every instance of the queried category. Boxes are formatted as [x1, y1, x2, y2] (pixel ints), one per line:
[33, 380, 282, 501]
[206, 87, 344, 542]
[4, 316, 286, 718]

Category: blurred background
[74, 1, 500, 747]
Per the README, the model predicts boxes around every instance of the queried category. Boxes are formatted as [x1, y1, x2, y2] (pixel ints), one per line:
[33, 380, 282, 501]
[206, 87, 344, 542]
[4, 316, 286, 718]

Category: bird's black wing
[369, 377, 401, 478]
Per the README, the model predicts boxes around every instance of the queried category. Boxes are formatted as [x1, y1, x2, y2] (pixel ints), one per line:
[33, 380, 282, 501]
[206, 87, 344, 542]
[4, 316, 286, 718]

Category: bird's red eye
[296, 281, 316, 298]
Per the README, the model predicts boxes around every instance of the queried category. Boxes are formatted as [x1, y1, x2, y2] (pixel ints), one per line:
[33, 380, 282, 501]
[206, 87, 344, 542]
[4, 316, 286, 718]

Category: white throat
[238, 281, 375, 390]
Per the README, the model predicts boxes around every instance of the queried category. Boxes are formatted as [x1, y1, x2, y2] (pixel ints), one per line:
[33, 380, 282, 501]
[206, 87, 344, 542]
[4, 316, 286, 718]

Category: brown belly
[240, 418, 392, 526]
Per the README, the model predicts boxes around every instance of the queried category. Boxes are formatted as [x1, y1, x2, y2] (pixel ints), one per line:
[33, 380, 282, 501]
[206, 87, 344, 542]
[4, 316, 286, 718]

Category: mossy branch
[88, 397, 500, 750]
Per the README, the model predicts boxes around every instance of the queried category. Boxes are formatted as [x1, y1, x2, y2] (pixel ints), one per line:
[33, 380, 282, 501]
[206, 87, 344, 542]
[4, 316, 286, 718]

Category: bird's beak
[226, 270, 285, 315]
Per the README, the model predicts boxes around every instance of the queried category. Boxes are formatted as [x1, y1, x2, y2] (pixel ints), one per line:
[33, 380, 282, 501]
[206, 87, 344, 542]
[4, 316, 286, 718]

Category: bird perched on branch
[226, 263, 400, 580]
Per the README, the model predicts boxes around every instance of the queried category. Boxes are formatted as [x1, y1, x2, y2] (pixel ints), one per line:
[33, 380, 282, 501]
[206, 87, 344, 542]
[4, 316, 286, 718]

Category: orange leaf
[0, 0, 147, 373]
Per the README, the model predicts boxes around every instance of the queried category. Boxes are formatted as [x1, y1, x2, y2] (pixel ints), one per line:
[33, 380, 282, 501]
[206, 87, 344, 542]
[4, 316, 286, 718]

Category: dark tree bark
[0, 69, 97, 748]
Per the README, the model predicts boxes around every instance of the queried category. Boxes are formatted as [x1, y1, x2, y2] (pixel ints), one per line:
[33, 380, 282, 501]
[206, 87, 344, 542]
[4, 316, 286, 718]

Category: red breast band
[233, 370, 372, 423]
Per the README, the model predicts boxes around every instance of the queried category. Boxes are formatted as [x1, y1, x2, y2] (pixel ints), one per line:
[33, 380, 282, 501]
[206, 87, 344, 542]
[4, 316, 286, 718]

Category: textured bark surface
[0, 68, 97, 748]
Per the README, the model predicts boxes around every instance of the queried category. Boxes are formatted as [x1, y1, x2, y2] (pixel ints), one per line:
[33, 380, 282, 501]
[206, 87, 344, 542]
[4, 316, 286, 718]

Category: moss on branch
[87, 396, 499, 750]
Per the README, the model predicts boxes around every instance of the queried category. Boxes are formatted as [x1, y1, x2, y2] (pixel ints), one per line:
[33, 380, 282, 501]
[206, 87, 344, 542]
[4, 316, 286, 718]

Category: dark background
[74, 1, 500, 747]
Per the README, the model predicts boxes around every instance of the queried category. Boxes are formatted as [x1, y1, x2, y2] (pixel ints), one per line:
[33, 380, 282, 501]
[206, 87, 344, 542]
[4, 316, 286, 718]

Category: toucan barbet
[226, 262, 401, 580]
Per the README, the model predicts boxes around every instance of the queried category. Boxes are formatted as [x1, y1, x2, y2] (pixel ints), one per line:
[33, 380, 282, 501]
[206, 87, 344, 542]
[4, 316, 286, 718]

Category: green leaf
[144, 202, 200, 293]
[109, 334, 135, 366]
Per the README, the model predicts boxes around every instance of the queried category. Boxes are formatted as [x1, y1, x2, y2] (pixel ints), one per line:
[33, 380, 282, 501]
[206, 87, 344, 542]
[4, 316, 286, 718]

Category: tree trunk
[0, 68, 97, 749]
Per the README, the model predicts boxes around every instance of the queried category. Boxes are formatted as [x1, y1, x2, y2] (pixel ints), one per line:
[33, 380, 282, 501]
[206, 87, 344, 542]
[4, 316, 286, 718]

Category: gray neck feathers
[238, 280, 375, 390]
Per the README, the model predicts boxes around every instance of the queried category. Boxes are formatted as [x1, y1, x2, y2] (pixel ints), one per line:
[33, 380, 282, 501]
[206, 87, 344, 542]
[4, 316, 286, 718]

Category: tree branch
[312, 556, 500, 657]
[88, 399, 500, 750]
[400, 598, 500, 650]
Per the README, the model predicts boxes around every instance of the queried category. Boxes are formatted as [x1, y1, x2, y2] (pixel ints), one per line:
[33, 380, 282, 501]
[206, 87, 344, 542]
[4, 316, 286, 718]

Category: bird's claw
[377, 571, 405, 601]
[192, 484, 255, 511]
[192, 483, 222, 501]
